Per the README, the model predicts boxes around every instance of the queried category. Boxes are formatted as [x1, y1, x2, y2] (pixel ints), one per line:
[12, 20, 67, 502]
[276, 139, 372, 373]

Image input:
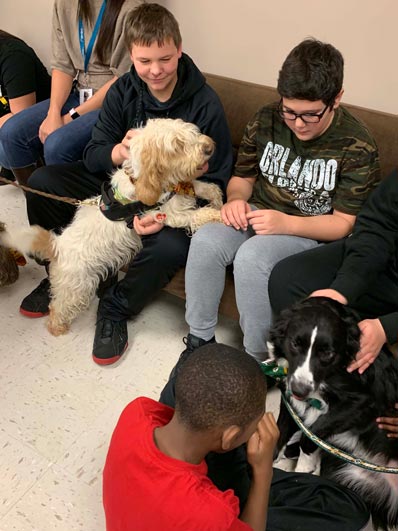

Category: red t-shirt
[103, 397, 252, 531]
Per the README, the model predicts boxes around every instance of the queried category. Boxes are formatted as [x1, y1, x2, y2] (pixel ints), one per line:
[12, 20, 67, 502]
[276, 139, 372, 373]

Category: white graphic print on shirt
[259, 141, 337, 215]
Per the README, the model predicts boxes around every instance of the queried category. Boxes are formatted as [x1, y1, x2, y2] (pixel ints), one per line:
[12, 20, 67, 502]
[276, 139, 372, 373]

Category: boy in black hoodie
[19, 3, 233, 365]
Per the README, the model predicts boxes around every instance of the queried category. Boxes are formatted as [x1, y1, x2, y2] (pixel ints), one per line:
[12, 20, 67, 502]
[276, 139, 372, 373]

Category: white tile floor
[0, 183, 280, 530]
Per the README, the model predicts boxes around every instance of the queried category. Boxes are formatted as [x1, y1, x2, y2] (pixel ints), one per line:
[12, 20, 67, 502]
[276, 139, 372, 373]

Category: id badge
[79, 88, 93, 104]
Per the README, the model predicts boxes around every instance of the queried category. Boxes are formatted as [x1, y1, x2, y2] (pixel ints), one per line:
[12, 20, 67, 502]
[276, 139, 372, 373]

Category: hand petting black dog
[267, 296, 398, 531]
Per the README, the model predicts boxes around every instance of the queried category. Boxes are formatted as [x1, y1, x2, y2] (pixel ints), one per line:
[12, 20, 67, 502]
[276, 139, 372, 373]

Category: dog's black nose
[290, 380, 312, 400]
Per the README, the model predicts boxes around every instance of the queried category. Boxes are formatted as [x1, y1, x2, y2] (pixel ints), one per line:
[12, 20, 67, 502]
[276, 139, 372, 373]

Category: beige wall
[3, 0, 53, 70]
[3, 0, 397, 113]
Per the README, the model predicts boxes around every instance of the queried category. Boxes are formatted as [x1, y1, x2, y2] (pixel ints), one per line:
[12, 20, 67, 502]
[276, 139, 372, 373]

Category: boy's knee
[269, 257, 302, 314]
[43, 133, 68, 165]
[145, 229, 190, 267]
[234, 241, 272, 279]
[1, 116, 17, 145]
[190, 224, 223, 257]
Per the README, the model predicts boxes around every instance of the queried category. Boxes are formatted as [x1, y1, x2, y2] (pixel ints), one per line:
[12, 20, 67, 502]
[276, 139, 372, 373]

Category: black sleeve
[379, 312, 398, 344]
[83, 77, 130, 173]
[331, 169, 398, 304]
[2, 49, 38, 99]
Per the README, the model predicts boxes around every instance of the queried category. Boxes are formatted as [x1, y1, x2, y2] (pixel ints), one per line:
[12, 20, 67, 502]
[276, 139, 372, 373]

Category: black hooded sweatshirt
[83, 53, 233, 194]
[331, 169, 398, 342]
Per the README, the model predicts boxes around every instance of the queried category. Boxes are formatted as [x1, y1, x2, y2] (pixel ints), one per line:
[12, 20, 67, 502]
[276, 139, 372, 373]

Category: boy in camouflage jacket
[180, 38, 380, 361]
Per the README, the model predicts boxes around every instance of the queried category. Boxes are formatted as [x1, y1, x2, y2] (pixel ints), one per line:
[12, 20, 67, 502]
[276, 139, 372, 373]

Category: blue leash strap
[79, 0, 107, 73]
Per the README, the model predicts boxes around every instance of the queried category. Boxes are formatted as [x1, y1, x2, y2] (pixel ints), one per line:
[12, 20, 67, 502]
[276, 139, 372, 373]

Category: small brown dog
[0, 222, 20, 286]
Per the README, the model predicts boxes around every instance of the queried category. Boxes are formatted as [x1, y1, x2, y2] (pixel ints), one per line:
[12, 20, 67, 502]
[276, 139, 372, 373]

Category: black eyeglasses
[277, 99, 330, 124]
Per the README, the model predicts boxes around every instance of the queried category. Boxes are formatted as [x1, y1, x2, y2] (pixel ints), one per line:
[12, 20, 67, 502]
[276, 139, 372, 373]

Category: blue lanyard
[78, 0, 107, 73]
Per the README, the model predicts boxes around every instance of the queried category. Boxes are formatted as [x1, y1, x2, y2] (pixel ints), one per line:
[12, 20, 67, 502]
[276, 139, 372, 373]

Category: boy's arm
[0, 48, 42, 126]
[83, 77, 128, 173]
[330, 171, 398, 304]
[240, 413, 279, 531]
[246, 208, 356, 241]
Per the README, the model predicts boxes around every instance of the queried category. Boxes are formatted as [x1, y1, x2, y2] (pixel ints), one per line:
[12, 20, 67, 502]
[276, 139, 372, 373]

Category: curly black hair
[277, 38, 344, 106]
[175, 343, 267, 431]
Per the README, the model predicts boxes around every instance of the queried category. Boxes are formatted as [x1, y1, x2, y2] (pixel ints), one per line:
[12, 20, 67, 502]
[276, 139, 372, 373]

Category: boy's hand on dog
[309, 289, 348, 305]
[376, 404, 398, 438]
[247, 413, 279, 474]
[347, 318, 387, 374]
[309, 292, 387, 375]
[133, 214, 164, 236]
[112, 129, 142, 166]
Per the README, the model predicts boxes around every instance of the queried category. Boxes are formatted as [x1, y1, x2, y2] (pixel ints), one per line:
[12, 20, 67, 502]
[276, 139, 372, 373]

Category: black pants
[159, 366, 370, 531]
[27, 162, 191, 319]
[268, 239, 398, 319]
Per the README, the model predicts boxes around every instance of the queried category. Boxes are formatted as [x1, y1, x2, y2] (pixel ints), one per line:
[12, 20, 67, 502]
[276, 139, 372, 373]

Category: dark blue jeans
[0, 94, 99, 168]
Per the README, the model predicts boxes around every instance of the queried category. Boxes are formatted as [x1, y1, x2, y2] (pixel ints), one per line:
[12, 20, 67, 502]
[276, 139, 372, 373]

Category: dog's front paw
[47, 316, 70, 336]
[274, 457, 297, 472]
[295, 450, 321, 475]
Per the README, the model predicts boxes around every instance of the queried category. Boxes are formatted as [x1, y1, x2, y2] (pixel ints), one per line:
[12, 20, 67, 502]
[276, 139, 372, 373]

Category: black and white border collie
[267, 297, 398, 530]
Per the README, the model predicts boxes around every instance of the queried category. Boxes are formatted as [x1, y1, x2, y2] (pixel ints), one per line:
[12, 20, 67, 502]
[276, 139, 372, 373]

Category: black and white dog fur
[267, 297, 398, 530]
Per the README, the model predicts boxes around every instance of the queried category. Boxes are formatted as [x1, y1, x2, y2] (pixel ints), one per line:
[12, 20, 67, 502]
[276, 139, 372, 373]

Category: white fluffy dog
[1, 118, 222, 336]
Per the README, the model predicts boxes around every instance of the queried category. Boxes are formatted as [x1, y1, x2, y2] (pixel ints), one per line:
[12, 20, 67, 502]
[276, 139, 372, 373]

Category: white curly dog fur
[1, 118, 222, 336]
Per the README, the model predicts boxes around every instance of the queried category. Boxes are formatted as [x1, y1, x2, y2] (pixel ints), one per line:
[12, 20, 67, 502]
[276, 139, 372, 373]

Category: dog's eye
[290, 337, 302, 350]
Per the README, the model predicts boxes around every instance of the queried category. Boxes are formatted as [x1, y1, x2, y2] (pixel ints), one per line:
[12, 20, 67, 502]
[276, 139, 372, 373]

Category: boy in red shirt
[103, 343, 278, 530]
[104, 343, 371, 530]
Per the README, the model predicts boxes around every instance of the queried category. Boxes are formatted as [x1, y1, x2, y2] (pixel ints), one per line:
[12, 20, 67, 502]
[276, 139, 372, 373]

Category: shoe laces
[97, 317, 114, 339]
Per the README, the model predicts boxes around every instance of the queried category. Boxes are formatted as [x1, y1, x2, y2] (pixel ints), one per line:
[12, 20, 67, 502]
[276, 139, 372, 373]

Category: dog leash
[0, 174, 200, 214]
[260, 361, 398, 474]
[0, 175, 98, 206]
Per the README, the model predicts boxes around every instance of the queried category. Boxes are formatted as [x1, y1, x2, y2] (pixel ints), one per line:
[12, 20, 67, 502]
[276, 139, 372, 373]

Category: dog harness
[99, 181, 147, 228]
[99, 179, 199, 228]
[261, 360, 398, 474]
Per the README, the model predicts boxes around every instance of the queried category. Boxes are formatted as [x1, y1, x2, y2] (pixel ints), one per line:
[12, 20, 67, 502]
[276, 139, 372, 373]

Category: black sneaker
[20, 277, 51, 318]
[92, 317, 128, 366]
[169, 333, 216, 379]
[160, 334, 217, 405]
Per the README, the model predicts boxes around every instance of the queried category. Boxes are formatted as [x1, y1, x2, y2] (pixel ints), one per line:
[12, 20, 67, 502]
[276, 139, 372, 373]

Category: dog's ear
[269, 305, 296, 356]
[320, 297, 361, 361]
[134, 140, 165, 206]
[339, 305, 361, 362]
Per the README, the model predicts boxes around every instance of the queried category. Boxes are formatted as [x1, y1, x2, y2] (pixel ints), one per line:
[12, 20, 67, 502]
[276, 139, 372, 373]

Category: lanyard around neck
[78, 0, 107, 73]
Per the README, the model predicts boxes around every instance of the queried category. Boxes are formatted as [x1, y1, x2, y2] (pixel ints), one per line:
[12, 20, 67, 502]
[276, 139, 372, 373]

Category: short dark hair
[175, 343, 267, 431]
[124, 2, 182, 50]
[277, 38, 344, 106]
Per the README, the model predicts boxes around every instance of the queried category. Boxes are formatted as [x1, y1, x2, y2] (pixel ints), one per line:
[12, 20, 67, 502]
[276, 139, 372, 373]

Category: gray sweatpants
[185, 221, 319, 360]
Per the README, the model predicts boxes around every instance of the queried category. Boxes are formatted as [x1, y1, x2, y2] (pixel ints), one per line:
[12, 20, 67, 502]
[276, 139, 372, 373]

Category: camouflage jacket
[234, 103, 380, 216]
